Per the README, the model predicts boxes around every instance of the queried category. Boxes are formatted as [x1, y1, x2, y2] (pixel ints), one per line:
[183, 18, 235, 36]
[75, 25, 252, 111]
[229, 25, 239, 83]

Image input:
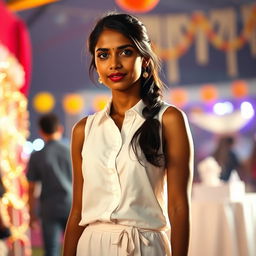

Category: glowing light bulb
[32, 138, 44, 151]
[213, 101, 234, 115]
[240, 101, 254, 119]
[23, 141, 33, 155]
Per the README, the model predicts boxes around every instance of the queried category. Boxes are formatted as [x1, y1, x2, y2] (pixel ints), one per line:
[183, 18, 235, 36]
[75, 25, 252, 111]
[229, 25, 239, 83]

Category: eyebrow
[96, 44, 135, 52]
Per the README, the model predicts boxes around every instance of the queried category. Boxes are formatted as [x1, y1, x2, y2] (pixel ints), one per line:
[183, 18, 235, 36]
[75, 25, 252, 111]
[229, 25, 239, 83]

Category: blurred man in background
[212, 136, 242, 182]
[27, 113, 72, 256]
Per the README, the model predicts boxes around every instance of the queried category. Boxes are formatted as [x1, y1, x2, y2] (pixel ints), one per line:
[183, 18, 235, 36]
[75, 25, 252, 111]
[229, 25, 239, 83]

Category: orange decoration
[231, 80, 248, 98]
[7, 0, 59, 11]
[115, 0, 160, 13]
[170, 88, 188, 107]
[200, 85, 218, 102]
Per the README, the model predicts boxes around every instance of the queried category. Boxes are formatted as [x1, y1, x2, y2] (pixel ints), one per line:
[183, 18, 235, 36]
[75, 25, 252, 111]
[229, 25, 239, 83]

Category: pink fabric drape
[0, 0, 32, 95]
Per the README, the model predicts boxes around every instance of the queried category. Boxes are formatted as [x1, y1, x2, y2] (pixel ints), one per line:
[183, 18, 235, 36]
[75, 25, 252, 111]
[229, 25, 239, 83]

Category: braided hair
[88, 13, 165, 167]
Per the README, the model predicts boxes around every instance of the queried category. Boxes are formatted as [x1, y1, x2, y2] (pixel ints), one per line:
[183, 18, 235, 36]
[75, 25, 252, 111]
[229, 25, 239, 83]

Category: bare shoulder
[162, 105, 193, 155]
[72, 117, 88, 137]
[162, 105, 188, 128]
[71, 117, 88, 151]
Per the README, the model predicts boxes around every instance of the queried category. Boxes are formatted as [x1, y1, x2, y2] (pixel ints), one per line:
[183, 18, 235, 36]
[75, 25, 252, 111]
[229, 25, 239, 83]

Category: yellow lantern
[33, 92, 55, 113]
[62, 94, 84, 115]
[92, 95, 110, 112]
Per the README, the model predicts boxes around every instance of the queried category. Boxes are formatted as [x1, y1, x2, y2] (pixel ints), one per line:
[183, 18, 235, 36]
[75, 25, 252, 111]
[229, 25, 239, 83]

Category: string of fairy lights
[0, 44, 31, 255]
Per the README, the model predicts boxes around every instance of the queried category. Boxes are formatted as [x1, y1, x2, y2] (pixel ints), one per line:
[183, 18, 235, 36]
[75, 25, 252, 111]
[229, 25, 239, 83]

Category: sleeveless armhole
[158, 102, 171, 154]
[81, 115, 94, 157]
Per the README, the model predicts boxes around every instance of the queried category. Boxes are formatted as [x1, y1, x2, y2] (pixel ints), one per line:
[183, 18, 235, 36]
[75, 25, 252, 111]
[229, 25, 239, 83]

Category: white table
[189, 194, 256, 256]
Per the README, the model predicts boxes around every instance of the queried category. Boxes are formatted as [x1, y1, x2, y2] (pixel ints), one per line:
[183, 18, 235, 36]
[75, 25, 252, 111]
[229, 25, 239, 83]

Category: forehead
[95, 29, 134, 50]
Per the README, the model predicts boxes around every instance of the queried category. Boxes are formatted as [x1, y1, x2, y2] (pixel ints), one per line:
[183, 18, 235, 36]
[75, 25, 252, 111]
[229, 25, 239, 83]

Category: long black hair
[88, 13, 165, 167]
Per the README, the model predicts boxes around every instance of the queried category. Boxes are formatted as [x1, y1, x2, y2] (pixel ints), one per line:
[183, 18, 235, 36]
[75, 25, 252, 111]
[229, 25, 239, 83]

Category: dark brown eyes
[97, 48, 134, 60]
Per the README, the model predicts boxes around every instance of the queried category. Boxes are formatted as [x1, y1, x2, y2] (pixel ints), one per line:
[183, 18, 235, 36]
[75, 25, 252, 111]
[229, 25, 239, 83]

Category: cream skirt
[76, 222, 171, 256]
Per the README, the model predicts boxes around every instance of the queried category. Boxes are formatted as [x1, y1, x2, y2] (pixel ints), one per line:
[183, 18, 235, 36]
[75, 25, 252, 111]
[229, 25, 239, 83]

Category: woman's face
[94, 29, 145, 92]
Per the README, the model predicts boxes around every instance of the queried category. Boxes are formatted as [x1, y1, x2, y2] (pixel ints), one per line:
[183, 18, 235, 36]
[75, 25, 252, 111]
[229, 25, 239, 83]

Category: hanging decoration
[1, 0, 32, 96]
[0, 44, 30, 255]
[33, 92, 55, 113]
[7, 0, 59, 11]
[62, 94, 84, 115]
[115, 0, 160, 13]
[140, 4, 256, 82]
[231, 80, 248, 98]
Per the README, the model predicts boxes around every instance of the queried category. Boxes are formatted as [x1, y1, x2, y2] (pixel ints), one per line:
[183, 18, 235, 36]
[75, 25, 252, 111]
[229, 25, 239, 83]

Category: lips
[108, 73, 126, 82]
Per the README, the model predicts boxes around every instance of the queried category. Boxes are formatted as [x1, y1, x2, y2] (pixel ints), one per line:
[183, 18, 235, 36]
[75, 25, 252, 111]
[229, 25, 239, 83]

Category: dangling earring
[98, 77, 102, 84]
[142, 70, 149, 79]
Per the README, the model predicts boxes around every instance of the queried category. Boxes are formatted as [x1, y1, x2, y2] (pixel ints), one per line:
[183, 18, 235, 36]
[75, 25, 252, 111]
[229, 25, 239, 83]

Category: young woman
[63, 13, 194, 256]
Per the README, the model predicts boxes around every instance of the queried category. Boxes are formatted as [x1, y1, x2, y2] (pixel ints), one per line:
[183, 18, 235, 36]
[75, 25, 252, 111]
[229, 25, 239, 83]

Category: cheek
[95, 61, 104, 76]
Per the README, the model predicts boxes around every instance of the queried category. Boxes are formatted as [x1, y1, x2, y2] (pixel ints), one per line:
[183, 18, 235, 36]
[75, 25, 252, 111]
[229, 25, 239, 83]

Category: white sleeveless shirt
[79, 100, 170, 231]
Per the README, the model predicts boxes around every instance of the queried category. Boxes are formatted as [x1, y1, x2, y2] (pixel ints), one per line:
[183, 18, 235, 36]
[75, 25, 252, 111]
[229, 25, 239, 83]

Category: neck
[110, 83, 141, 116]
[111, 94, 141, 116]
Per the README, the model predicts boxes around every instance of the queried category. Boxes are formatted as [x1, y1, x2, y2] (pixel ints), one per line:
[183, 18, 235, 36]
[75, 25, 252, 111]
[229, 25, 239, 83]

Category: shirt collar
[98, 99, 146, 123]
[128, 99, 145, 118]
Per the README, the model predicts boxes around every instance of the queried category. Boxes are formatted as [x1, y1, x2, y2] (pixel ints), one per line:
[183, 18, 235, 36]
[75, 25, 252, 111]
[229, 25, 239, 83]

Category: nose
[110, 55, 122, 70]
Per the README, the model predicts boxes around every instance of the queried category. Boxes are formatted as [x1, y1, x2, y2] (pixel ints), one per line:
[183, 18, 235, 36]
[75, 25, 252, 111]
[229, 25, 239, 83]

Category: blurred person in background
[244, 137, 256, 192]
[212, 136, 242, 182]
[26, 113, 72, 256]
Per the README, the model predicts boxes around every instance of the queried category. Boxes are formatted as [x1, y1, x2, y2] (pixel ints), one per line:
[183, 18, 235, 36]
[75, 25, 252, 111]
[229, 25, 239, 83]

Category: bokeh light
[62, 94, 84, 115]
[213, 101, 234, 115]
[115, 0, 160, 13]
[200, 85, 218, 102]
[33, 92, 55, 113]
[32, 138, 45, 151]
[240, 101, 254, 119]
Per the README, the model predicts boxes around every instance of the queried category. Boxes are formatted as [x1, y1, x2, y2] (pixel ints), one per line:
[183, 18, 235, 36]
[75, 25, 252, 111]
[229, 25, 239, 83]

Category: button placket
[121, 110, 135, 144]
[105, 118, 122, 215]
[106, 118, 122, 170]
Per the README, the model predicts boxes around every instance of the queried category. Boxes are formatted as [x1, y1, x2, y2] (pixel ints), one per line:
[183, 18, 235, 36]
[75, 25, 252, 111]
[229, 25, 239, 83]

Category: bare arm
[62, 117, 87, 256]
[163, 107, 194, 256]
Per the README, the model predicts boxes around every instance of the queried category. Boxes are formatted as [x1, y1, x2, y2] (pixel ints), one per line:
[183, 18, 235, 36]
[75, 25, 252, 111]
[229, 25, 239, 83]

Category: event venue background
[1, 0, 256, 255]
[16, 0, 256, 169]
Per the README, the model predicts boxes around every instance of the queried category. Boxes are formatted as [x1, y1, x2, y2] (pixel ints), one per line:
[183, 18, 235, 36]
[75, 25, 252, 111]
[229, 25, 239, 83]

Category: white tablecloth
[189, 194, 256, 256]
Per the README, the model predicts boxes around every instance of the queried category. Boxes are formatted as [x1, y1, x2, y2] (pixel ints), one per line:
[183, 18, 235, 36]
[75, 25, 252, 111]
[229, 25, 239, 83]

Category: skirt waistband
[86, 222, 172, 256]
[88, 221, 159, 232]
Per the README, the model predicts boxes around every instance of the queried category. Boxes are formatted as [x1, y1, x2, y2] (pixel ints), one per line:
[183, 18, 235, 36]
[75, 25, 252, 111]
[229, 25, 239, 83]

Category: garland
[153, 5, 256, 60]
[0, 44, 30, 255]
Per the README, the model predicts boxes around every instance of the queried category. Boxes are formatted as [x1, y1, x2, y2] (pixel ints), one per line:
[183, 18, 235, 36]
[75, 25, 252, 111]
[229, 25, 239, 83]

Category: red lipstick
[108, 72, 126, 82]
